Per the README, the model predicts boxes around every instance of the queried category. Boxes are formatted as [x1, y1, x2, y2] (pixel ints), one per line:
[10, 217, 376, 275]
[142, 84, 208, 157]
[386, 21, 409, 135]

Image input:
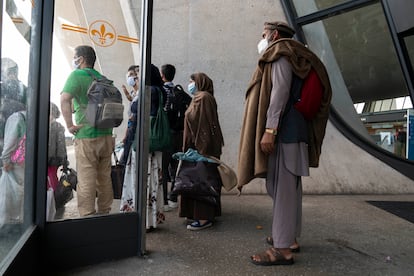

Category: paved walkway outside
[62, 194, 414, 276]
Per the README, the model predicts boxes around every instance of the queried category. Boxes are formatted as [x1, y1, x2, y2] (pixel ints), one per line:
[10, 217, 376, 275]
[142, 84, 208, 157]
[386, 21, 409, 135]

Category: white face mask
[72, 57, 81, 69]
[257, 38, 269, 55]
[127, 76, 136, 87]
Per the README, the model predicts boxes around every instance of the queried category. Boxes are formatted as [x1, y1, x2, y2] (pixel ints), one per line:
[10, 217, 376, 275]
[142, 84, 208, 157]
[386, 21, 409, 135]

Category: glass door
[44, 0, 147, 270]
[49, 1, 142, 220]
[0, 0, 32, 266]
[1, 0, 151, 273]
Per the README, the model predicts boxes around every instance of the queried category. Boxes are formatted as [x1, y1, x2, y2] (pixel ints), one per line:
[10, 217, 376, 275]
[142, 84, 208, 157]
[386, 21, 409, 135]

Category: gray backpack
[85, 69, 124, 129]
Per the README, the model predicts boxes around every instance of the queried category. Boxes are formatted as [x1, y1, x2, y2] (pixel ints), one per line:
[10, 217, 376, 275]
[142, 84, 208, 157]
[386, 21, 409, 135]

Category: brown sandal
[251, 247, 294, 266]
[266, 237, 301, 253]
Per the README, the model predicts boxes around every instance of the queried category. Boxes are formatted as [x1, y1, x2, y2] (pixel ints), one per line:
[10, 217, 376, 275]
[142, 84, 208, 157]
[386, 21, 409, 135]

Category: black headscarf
[150, 64, 166, 116]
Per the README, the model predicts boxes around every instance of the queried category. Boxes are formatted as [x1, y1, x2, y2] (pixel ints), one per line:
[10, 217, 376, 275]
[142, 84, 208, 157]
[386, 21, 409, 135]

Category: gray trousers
[266, 143, 303, 248]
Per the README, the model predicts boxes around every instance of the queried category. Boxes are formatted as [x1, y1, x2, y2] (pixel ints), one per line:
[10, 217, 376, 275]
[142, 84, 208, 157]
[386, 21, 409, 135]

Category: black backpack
[84, 69, 124, 129]
[164, 84, 192, 131]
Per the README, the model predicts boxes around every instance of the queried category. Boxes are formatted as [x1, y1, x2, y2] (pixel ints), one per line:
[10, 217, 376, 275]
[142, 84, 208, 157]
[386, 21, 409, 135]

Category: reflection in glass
[1, 0, 31, 265]
[381, 99, 392, 111]
[323, 4, 407, 102]
[292, 0, 348, 17]
[47, 102, 72, 221]
[301, 3, 410, 157]
[50, 0, 141, 220]
[405, 35, 414, 73]
[373, 101, 382, 112]
[396, 96, 413, 109]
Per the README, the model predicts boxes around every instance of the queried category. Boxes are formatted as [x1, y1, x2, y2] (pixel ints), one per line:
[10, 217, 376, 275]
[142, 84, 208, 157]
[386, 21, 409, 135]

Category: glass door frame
[281, 0, 414, 180]
[382, 0, 414, 97]
[42, 0, 153, 271]
[3, 0, 153, 273]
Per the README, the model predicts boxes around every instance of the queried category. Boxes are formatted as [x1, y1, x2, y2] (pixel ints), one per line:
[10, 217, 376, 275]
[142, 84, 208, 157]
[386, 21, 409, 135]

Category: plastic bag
[206, 156, 237, 192]
[172, 160, 220, 197]
[0, 169, 24, 227]
[46, 187, 56, 221]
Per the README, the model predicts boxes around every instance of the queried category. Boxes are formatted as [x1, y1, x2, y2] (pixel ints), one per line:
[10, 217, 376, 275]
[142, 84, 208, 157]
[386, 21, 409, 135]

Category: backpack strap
[162, 84, 174, 111]
[83, 68, 100, 81]
[156, 86, 164, 110]
[75, 69, 104, 110]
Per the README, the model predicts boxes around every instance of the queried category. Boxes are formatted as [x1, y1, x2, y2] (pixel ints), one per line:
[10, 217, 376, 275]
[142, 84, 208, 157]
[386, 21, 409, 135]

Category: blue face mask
[127, 76, 136, 87]
[188, 82, 197, 95]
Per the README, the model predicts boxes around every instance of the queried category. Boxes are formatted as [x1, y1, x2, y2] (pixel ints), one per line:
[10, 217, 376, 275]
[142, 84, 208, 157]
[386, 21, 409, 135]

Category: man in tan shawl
[239, 22, 332, 265]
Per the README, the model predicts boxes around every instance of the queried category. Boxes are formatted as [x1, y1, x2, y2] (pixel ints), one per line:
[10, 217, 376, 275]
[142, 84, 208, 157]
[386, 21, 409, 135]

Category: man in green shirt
[60, 45, 114, 217]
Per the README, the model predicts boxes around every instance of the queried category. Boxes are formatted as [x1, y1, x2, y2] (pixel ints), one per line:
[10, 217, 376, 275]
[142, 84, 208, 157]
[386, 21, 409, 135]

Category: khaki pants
[74, 136, 113, 216]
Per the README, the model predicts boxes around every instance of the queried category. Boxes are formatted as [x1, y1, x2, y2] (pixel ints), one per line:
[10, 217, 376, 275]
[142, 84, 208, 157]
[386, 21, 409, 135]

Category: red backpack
[292, 68, 323, 120]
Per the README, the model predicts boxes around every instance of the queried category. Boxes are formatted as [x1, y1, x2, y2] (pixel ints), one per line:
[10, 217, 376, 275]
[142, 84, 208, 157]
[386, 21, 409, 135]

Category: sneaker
[168, 200, 178, 209]
[163, 205, 171, 212]
[186, 220, 212, 231]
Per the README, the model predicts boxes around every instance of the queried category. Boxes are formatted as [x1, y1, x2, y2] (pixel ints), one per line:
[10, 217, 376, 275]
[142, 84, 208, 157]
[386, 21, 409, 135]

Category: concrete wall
[146, 0, 414, 194]
[54, 0, 414, 194]
[304, 122, 414, 194]
[150, 0, 287, 170]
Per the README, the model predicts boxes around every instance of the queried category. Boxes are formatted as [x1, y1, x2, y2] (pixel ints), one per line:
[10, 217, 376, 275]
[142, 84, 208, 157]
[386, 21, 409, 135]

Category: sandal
[250, 247, 294, 266]
[266, 237, 301, 253]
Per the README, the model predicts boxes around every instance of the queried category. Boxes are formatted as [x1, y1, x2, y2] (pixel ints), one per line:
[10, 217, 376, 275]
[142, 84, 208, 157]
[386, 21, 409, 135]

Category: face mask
[188, 82, 197, 95]
[127, 76, 136, 87]
[72, 57, 81, 69]
[257, 38, 269, 54]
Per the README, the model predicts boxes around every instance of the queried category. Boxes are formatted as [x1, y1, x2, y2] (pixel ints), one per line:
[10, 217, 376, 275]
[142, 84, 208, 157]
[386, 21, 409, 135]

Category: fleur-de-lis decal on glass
[89, 20, 116, 47]
[91, 24, 114, 45]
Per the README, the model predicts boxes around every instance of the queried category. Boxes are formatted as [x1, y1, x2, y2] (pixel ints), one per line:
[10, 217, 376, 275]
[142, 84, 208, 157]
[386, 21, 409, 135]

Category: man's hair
[264, 21, 295, 38]
[74, 45, 96, 67]
[128, 65, 139, 72]
[161, 64, 176, 82]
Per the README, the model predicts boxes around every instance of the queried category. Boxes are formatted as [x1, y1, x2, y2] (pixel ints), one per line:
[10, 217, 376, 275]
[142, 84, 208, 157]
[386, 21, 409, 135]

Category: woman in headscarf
[146, 64, 167, 232]
[180, 72, 224, 230]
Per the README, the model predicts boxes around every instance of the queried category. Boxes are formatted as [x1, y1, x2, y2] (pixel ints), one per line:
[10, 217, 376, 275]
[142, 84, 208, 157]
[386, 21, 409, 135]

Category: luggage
[111, 152, 125, 199]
